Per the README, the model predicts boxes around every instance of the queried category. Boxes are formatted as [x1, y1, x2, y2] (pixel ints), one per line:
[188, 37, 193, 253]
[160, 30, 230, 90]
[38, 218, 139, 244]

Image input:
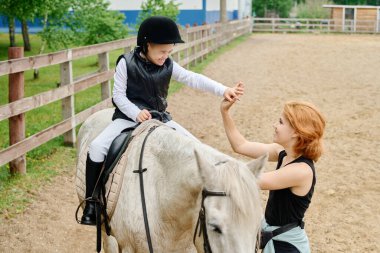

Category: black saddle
[101, 110, 165, 186]
[102, 125, 138, 185]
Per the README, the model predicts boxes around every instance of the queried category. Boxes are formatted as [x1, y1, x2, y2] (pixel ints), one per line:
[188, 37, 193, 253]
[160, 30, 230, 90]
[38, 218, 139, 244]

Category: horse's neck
[152, 136, 202, 229]
[147, 128, 205, 233]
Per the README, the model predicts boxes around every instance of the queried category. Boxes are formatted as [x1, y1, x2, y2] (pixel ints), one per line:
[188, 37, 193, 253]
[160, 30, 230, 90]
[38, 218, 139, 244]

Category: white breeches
[89, 118, 198, 162]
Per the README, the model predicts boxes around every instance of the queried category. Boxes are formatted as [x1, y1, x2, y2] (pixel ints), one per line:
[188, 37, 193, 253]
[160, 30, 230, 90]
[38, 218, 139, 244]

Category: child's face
[146, 43, 174, 66]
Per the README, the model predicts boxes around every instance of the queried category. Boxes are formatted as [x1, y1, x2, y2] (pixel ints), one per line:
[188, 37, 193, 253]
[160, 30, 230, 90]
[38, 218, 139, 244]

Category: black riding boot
[81, 154, 103, 226]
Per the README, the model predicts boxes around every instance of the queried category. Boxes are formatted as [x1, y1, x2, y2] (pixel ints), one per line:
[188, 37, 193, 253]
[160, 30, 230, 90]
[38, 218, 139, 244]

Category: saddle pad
[76, 120, 165, 219]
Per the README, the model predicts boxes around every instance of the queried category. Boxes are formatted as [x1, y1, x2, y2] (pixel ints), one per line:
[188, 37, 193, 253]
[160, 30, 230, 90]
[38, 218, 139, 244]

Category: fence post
[98, 52, 111, 100]
[8, 47, 26, 175]
[190, 31, 196, 67]
[197, 30, 202, 63]
[184, 28, 189, 68]
[60, 52, 75, 146]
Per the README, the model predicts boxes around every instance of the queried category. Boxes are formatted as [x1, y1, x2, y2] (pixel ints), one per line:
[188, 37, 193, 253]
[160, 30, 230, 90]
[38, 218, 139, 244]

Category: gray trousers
[89, 118, 198, 162]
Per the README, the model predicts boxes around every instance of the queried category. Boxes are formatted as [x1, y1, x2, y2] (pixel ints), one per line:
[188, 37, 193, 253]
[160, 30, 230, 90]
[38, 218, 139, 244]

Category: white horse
[76, 109, 266, 253]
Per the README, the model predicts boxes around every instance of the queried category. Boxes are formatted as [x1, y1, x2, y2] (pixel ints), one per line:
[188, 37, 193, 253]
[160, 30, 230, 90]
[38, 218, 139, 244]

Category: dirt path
[1, 34, 379, 252]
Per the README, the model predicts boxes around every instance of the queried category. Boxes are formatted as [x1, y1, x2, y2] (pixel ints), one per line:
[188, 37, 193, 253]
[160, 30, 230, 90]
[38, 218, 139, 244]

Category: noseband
[193, 189, 227, 253]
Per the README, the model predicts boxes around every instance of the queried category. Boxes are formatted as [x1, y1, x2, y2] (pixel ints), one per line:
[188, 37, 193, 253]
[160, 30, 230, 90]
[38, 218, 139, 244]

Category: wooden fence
[0, 18, 252, 172]
[252, 18, 380, 33]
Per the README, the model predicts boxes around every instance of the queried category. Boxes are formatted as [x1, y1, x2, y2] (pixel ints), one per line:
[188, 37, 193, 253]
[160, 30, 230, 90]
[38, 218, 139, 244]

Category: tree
[34, 0, 128, 78]
[14, 0, 39, 51]
[0, 0, 17, 47]
[38, 0, 128, 51]
[136, 0, 180, 28]
[69, 0, 129, 46]
[297, 0, 333, 19]
[253, 0, 304, 18]
[0, 0, 40, 50]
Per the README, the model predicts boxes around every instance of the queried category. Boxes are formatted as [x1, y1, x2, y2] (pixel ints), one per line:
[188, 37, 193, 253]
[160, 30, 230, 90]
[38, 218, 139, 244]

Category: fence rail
[252, 18, 380, 33]
[0, 18, 252, 171]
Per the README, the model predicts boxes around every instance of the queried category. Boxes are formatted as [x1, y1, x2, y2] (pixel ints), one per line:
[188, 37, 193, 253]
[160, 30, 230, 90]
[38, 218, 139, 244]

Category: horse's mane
[217, 161, 262, 226]
[143, 121, 262, 227]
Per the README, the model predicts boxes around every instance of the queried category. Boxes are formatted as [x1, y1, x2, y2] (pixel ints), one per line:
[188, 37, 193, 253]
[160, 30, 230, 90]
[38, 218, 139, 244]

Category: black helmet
[137, 16, 184, 47]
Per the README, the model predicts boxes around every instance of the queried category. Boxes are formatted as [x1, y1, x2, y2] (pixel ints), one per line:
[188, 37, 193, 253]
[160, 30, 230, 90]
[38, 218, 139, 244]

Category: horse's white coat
[76, 109, 265, 253]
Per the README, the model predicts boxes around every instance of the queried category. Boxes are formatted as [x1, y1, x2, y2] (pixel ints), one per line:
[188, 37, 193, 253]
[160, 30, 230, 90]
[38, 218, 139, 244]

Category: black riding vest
[112, 47, 173, 121]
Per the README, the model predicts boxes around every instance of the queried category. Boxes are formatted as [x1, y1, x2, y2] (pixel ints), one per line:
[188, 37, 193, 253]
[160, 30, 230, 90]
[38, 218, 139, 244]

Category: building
[0, 0, 252, 33]
[323, 5, 380, 32]
[110, 0, 251, 27]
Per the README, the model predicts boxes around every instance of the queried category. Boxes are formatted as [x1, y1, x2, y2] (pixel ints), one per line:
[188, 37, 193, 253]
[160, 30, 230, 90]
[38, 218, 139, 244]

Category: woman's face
[146, 43, 174, 66]
[273, 112, 297, 146]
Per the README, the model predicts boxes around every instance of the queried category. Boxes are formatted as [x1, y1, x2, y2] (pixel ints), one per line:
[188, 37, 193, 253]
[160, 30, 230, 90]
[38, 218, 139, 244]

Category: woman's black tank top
[265, 150, 316, 226]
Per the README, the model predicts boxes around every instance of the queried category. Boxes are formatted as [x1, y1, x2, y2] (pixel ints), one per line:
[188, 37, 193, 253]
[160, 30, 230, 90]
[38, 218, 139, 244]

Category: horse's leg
[102, 233, 119, 253]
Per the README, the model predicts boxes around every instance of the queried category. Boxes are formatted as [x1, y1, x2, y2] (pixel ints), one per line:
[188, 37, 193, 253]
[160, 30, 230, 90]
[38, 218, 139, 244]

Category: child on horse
[80, 16, 243, 225]
[220, 89, 325, 253]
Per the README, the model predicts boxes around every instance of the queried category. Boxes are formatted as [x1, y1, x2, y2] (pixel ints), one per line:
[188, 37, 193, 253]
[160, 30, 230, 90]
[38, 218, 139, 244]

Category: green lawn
[0, 32, 250, 220]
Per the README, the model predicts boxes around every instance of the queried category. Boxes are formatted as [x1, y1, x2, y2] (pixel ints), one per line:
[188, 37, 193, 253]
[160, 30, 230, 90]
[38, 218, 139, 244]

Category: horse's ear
[194, 149, 213, 183]
[246, 153, 268, 178]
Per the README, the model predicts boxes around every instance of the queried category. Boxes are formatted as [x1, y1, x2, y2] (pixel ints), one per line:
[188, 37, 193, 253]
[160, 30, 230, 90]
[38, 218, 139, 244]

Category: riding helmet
[137, 16, 185, 47]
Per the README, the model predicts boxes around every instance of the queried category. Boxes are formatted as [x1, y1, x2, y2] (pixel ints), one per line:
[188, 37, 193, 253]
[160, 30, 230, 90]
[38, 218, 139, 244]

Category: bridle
[192, 188, 261, 253]
[193, 189, 227, 253]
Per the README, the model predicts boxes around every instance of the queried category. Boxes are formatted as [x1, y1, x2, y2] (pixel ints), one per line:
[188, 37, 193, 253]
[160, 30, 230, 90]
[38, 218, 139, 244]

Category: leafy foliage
[253, 0, 302, 18]
[38, 0, 128, 51]
[136, 0, 180, 28]
[297, 0, 333, 19]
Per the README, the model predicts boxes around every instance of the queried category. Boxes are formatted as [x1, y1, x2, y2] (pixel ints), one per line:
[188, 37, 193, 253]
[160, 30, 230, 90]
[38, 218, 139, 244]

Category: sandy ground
[0, 33, 379, 253]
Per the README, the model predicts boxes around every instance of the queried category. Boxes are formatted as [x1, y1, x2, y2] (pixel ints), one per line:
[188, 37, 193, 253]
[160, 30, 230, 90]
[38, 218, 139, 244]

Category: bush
[297, 0, 333, 19]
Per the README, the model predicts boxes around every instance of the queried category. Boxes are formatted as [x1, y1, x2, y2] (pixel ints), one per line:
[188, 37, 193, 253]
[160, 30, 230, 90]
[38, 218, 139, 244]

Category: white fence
[252, 18, 380, 33]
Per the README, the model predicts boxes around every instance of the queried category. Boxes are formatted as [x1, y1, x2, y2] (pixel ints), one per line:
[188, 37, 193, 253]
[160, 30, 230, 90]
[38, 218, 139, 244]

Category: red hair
[283, 101, 326, 162]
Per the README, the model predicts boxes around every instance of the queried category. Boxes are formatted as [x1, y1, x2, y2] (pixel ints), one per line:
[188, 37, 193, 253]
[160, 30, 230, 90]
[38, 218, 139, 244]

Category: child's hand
[136, 109, 152, 122]
[221, 82, 244, 112]
[223, 82, 244, 102]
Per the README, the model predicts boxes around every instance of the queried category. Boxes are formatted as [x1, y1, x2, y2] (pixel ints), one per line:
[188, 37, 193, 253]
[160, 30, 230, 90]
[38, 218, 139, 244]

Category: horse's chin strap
[193, 189, 227, 253]
[133, 125, 160, 253]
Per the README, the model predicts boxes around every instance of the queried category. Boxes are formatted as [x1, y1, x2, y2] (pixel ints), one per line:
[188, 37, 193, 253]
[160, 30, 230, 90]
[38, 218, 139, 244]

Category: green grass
[0, 33, 250, 220]
[0, 33, 47, 60]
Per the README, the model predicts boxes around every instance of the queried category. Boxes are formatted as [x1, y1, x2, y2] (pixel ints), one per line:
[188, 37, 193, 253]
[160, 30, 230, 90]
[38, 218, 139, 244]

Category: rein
[193, 189, 227, 253]
[133, 125, 160, 253]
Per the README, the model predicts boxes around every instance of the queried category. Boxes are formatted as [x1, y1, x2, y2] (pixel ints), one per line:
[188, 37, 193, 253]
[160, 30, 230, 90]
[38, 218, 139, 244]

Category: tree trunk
[21, 20, 31, 51]
[34, 13, 48, 79]
[220, 0, 227, 23]
[8, 17, 16, 47]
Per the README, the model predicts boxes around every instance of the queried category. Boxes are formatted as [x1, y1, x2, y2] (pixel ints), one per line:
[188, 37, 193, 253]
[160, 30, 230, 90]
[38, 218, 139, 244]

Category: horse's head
[194, 150, 267, 253]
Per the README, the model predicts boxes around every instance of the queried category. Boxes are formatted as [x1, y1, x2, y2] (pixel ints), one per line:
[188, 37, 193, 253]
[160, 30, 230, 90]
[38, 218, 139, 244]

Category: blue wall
[0, 16, 44, 34]
[0, 9, 239, 34]
[121, 9, 206, 27]
[206, 11, 237, 24]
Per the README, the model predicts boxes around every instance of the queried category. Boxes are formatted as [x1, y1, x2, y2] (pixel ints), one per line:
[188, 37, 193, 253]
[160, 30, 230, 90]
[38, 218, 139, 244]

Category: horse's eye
[209, 223, 223, 234]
